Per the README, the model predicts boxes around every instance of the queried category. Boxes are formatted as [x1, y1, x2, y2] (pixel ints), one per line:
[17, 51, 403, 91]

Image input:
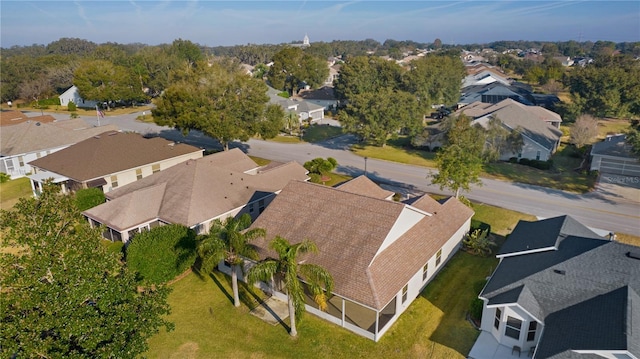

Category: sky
[1, 1, 639, 48]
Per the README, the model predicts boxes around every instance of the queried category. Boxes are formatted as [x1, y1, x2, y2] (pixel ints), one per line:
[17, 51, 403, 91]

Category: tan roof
[83, 149, 309, 230]
[457, 99, 561, 124]
[0, 110, 29, 125]
[249, 180, 474, 310]
[336, 175, 394, 200]
[1, 118, 119, 156]
[28, 132, 202, 181]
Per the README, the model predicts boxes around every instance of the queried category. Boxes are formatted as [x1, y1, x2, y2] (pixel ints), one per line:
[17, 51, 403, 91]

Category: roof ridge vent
[553, 269, 566, 275]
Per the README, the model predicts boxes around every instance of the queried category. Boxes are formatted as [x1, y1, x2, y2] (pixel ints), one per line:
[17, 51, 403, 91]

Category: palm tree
[197, 213, 265, 307]
[246, 236, 334, 337]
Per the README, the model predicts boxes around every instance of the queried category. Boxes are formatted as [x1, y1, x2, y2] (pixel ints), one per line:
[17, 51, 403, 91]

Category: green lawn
[352, 137, 437, 168]
[0, 177, 32, 211]
[302, 125, 343, 143]
[144, 204, 537, 358]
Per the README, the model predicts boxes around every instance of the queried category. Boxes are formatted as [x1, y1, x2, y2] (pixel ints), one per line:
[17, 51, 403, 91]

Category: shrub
[101, 240, 125, 257]
[470, 219, 491, 234]
[462, 228, 496, 257]
[75, 188, 105, 211]
[392, 192, 402, 202]
[469, 298, 484, 322]
[70, 112, 79, 119]
[508, 157, 518, 163]
[518, 158, 530, 166]
[0, 172, 11, 183]
[67, 101, 77, 111]
[126, 224, 197, 284]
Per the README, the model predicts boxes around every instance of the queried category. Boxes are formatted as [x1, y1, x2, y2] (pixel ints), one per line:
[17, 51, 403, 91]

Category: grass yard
[302, 124, 343, 143]
[144, 204, 536, 358]
[352, 137, 437, 168]
[597, 118, 631, 139]
[0, 177, 32, 211]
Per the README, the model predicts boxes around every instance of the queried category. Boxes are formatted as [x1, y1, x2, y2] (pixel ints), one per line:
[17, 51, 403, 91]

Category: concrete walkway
[249, 297, 289, 326]
[468, 331, 533, 359]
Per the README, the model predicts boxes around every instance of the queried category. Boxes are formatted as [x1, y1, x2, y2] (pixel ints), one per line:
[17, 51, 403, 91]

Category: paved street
[33, 110, 640, 236]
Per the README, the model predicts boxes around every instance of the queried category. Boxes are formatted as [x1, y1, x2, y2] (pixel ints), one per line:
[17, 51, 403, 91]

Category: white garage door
[599, 157, 640, 176]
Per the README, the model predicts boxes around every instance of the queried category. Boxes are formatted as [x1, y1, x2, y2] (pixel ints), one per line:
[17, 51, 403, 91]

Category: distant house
[244, 176, 474, 341]
[82, 148, 309, 243]
[471, 215, 640, 358]
[28, 132, 203, 196]
[59, 85, 98, 109]
[459, 82, 534, 108]
[590, 134, 640, 176]
[267, 86, 324, 123]
[553, 56, 574, 67]
[0, 118, 118, 179]
[457, 99, 563, 161]
[462, 70, 512, 88]
[297, 86, 338, 111]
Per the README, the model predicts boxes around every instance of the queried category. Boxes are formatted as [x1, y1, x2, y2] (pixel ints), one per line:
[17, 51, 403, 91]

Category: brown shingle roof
[0, 110, 29, 126]
[0, 118, 119, 156]
[336, 175, 394, 200]
[28, 132, 202, 181]
[249, 180, 474, 310]
[84, 149, 309, 229]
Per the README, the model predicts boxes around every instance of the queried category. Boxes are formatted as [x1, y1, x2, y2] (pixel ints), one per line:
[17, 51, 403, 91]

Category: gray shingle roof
[498, 215, 603, 257]
[590, 134, 636, 159]
[481, 216, 640, 359]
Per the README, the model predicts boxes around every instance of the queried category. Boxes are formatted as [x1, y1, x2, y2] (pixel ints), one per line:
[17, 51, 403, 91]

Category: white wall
[2, 146, 69, 178]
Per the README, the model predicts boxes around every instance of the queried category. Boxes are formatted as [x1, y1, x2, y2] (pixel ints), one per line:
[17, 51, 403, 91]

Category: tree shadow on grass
[238, 280, 291, 334]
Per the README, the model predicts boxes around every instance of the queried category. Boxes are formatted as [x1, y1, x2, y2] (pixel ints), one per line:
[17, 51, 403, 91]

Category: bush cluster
[126, 224, 197, 284]
[509, 157, 553, 170]
[67, 101, 77, 111]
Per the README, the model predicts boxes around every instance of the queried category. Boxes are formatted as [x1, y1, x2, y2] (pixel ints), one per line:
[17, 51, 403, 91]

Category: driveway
[595, 172, 640, 203]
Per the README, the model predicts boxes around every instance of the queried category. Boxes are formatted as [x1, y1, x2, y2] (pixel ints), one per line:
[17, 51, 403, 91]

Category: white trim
[496, 246, 557, 258]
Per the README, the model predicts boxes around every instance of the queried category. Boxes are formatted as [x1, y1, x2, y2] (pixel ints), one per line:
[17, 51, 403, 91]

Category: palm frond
[245, 259, 277, 285]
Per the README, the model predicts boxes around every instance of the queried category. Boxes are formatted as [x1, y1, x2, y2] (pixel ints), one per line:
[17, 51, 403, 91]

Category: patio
[468, 331, 533, 359]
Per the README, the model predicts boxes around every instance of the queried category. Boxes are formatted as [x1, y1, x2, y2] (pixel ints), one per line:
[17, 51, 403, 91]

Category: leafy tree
[482, 116, 524, 162]
[75, 187, 105, 211]
[126, 224, 197, 285]
[570, 114, 599, 148]
[246, 236, 334, 337]
[197, 214, 265, 307]
[266, 47, 328, 94]
[462, 228, 496, 257]
[403, 54, 466, 109]
[334, 56, 404, 102]
[303, 157, 338, 175]
[170, 38, 204, 66]
[431, 115, 485, 198]
[340, 87, 422, 146]
[152, 60, 280, 150]
[0, 184, 172, 358]
[626, 124, 640, 159]
[74, 59, 147, 106]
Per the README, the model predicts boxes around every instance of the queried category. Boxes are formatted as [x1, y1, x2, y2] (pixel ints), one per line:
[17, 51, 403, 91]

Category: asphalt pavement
[30, 110, 640, 236]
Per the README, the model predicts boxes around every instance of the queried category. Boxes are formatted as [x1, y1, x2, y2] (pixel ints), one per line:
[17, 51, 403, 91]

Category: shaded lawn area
[145, 205, 536, 358]
[597, 118, 631, 139]
[0, 177, 32, 211]
[483, 144, 596, 193]
[352, 136, 437, 168]
[302, 124, 343, 143]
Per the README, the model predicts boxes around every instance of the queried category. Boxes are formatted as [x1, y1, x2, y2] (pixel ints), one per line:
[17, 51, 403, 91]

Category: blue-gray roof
[590, 134, 637, 159]
[481, 216, 640, 358]
[498, 215, 603, 256]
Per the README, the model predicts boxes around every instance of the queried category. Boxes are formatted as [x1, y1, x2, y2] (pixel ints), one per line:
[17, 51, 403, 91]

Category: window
[401, 284, 408, 303]
[110, 175, 118, 188]
[249, 202, 255, 213]
[5, 160, 14, 172]
[422, 263, 429, 281]
[152, 164, 160, 173]
[136, 168, 143, 180]
[258, 199, 265, 213]
[436, 249, 442, 266]
[536, 151, 541, 160]
[527, 321, 537, 341]
[505, 316, 522, 340]
[494, 308, 501, 329]
[18, 156, 24, 167]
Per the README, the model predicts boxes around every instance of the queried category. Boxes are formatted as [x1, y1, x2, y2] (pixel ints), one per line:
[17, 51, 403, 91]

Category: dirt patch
[170, 342, 199, 359]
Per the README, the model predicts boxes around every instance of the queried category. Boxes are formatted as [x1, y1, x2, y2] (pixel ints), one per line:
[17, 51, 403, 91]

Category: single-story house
[82, 148, 309, 243]
[474, 215, 640, 358]
[243, 176, 474, 341]
[457, 99, 563, 161]
[28, 131, 203, 195]
[297, 86, 338, 111]
[590, 134, 640, 177]
[267, 86, 324, 123]
[1, 117, 118, 179]
[59, 85, 99, 109]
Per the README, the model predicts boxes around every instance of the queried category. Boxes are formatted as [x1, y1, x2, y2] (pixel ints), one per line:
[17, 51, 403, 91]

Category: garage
[590, 135, 640, 176]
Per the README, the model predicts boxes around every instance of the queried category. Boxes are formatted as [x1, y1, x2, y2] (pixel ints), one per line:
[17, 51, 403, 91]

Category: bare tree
[18, 78, 53, 102]
[570, 114, 599, 148]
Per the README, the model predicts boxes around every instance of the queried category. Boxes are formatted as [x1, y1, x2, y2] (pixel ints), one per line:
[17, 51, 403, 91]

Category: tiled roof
[28, 132, 202, 182]
[1, 118, 119, 156]
[84, 149, 309, 229]
[481, 216, 640, 358]
[249, 179, 473, 310]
